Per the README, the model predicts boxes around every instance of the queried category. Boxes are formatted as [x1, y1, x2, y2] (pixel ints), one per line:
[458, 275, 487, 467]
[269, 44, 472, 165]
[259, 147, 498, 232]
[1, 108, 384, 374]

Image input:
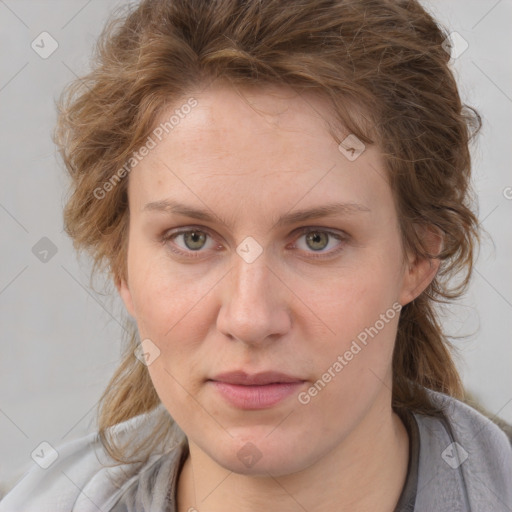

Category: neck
[177, 397, 409, 512]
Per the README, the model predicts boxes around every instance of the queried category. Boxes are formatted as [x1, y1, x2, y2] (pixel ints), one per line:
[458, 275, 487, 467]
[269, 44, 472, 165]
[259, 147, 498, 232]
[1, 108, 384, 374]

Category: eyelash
[160, 226, 348, 260]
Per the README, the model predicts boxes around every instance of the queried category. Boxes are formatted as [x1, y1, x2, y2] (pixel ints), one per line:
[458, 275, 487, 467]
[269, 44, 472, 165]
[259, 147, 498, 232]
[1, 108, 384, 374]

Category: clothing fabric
[394, 407, 419, 511]
[1, 389, 511, 511]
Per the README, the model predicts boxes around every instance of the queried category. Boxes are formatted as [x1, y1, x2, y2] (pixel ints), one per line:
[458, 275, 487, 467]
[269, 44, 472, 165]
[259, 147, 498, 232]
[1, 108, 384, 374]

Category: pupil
[307, 232, 328, 251]
[185, 231, 206, 250]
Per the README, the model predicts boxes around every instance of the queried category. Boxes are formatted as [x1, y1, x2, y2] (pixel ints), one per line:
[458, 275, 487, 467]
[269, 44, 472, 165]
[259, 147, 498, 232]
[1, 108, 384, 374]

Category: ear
[115, 275, 136, 318]
[399, 225, 443, 306]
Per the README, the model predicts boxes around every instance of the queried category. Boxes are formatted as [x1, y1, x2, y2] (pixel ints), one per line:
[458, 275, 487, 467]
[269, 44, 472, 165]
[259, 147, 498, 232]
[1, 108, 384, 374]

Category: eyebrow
[143, 199, 371, 228]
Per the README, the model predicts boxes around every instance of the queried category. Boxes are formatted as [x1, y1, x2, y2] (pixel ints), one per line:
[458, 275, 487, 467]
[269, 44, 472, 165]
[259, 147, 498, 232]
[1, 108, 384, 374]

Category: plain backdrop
[1, 0, 511, 495]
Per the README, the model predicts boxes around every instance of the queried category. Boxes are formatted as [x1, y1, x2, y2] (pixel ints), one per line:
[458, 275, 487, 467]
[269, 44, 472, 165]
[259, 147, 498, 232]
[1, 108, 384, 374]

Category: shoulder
[411, 389, 512, 511]
[0, 405, 186, 512]
[424, 388, 512, 451]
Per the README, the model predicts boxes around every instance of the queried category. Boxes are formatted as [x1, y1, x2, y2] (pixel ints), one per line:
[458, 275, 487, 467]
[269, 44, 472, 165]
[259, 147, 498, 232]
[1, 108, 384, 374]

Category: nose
[216, 255, 291, 346]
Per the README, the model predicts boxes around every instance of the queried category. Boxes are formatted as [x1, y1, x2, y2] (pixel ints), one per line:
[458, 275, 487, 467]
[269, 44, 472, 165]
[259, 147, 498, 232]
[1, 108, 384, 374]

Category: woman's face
[118, 83, 432, 476]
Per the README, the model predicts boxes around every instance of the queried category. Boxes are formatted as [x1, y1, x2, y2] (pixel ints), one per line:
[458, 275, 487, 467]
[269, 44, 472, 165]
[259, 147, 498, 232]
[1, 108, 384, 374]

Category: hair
[55, 0, 481, 464]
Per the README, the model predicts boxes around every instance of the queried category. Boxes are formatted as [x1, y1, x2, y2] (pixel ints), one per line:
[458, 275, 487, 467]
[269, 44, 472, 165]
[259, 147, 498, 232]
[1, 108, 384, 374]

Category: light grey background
[0, 0, 511, 495]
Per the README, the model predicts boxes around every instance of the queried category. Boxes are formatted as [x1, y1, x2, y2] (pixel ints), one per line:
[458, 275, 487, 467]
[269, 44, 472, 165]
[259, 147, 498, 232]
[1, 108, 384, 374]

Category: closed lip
[209, 371, 305, 386]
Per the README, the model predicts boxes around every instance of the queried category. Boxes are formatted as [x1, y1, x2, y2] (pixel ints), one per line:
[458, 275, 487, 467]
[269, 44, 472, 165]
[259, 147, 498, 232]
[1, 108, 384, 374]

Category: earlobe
[399, 225, 443, 306]
[115, 276, 136, 318]
[399, 256, 440, 306]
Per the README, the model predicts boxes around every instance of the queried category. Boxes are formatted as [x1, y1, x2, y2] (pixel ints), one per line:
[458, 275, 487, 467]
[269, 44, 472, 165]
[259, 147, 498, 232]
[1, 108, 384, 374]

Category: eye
[292, 228, 346, 257]
[176, 230, 209, 251]
[162, 228, 218, 257]
[161, 226, 347, 260]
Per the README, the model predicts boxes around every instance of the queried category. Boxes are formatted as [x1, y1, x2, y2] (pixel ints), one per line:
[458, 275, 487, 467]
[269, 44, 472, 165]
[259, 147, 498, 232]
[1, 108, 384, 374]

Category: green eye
[162, 226, 347, 260]
[162, 228, 215, 257]
[182, 231, 208, 250]
[293, 228, 346, 257]
[304, 231, 329, 251]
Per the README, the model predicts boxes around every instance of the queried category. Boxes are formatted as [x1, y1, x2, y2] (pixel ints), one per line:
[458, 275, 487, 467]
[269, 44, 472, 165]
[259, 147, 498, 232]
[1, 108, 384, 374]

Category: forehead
[160, 83, 339, 165]
[127, 83, 391, 221]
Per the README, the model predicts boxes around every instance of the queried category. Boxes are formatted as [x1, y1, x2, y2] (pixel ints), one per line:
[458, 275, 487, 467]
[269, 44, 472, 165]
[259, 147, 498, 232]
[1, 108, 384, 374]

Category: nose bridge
[230, 253, 274, 315]
[238, 252, 271, 291]
[216, 252, 290, 344]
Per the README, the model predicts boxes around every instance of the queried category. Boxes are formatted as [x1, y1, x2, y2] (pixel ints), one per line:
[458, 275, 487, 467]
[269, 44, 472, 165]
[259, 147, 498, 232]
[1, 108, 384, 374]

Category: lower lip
[209, 381, 305, 410]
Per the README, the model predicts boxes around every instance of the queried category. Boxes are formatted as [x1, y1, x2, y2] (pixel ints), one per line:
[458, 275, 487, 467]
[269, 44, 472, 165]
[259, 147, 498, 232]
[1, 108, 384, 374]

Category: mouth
[207, 371, 306, 410]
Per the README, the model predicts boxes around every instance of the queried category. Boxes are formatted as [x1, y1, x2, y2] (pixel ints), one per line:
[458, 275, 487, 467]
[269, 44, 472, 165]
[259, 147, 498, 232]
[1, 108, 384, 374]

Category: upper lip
[210, 371, 305, 386]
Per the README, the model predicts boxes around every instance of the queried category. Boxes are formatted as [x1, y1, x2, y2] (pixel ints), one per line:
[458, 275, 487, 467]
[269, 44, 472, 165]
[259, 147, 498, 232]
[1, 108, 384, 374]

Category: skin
[117, 81, 440, 512]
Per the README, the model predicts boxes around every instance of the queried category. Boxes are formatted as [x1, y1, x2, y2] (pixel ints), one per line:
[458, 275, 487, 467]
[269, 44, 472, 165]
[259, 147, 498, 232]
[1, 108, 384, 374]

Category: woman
[1, 0, 510, 510]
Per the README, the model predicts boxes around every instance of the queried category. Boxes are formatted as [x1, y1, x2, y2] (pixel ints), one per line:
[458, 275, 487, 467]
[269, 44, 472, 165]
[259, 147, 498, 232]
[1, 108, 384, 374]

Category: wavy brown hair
[55, 0, 481, 463]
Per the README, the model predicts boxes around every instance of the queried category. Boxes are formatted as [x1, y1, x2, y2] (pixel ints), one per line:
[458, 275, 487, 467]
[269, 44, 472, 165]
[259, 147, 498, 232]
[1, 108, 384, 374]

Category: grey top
[1, 388, 511, 511]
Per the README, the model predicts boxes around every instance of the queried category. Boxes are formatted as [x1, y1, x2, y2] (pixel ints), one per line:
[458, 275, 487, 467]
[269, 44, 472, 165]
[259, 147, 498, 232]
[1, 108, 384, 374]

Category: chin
[205, 433, 321, 478]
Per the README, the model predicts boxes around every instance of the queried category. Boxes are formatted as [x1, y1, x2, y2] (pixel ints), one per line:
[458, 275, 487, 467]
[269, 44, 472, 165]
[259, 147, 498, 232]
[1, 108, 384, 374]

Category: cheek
[295, 294, 401, 437]
[127, 242, 211, 336]
[309, 255, 402, 338]
[127, 252, 222, 406]
[302, 251, 403, 394]
[146, 356, 219, 440]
